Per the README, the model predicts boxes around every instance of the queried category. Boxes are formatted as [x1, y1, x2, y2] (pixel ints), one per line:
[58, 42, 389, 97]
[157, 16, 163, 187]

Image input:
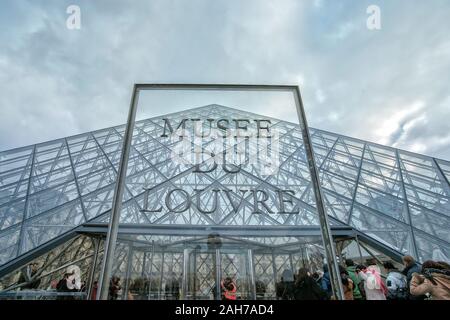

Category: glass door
[220, 251, 253, 300]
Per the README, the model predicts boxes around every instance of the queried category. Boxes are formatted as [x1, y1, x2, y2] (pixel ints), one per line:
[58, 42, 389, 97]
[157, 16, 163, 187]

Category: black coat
[56, 278, 76, 300]
[276, 281, 295, 300]
[294, 277, 328, 300]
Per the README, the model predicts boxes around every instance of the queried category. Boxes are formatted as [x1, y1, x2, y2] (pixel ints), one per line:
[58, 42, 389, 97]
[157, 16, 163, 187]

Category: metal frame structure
[0, 230, 404, 299]
[96, 84, 343, 300]
[1, 87, 449, 299]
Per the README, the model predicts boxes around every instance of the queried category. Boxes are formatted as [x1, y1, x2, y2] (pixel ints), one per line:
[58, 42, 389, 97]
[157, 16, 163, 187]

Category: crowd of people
[9, 254, 449, 300]
[275, 255, 450, 300]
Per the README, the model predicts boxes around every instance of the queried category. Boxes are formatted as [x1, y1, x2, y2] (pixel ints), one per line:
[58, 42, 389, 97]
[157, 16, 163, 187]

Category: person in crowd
[131, 277, 148, 300]
[165, 272, 181, 300]
[56, 273, 69, 292]
[339, 265, 354, 300]
[345, 259, 363, 300]
[56, 272, 77, 300]
[355, 264, 367, 299]
[275, 269, 295, 300]
[255, 280, 266, 299]
[383, 261, 408, 300]
[109, 276, 122, 300]
[321, 264, 333, 299]
[410, 260, 450, 300]
[220, 277, 237, 300]
[46, 279, 57, 291]
[90, 281, 98, 300]
[294, 268, 327, 300]
[80, 281, 86, 292]
[402, 255, 425, 300]
[17, 262, 41, 289]
[311, 271, 322, 285]
[357, 259, 387, 300]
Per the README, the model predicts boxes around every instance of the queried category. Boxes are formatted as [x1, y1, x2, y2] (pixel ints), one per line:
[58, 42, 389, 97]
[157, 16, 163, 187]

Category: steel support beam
[123, 244, 134, 300]
[215, 248, 221, 300]
[395, 149, 420, 259]
[181, 248, 189, 300]
[98, 85, 140, 300]
[293, 87, 344, 300]
[147, 240, 155, 300]
[247, 249, 256, 299]
[86, 237, 100, 300]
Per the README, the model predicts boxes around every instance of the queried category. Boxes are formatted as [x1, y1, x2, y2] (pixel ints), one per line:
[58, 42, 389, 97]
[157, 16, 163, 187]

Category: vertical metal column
[395, 149, 420, 260]
[336, 241, 344, 266]
[289, 254, 295, 275]
[271, 252, 278, 285]
[147, 241, 155, 300]
[159, 250, 165, 299]
[247, 249, 256, 299]
[87, 238, 100, 300]
[123, 244, 134, 300]
[98, 86, 140, 300]
[17, 145, 36, 255]
[181, 248, 189, 300]
[305, 246, 311, 270]
[193, 247, 198, 299]
[293, 87, 345, 300]
[215, 249, 221, 300]
[141, 252, 147, 278]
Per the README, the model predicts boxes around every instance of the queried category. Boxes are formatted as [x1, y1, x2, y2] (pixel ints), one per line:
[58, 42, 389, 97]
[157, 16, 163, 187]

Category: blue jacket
[321, 272, 332, 298]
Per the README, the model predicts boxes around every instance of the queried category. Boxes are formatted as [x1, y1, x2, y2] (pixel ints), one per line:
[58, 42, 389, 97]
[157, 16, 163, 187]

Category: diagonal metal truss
[0, 104, 449, 274]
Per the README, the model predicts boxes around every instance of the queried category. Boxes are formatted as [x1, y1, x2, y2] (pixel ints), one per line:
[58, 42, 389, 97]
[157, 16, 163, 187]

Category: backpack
[387, 273, 408, 300]
[366, 271, 380, 290]
[389, 286, 408, 300]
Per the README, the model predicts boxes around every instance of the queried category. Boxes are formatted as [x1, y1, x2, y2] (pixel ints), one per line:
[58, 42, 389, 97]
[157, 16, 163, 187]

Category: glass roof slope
[0, 104, 449, 266]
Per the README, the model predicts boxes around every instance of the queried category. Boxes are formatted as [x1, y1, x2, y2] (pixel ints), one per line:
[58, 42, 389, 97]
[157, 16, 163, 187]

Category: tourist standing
[221, 277, 237, 300]
[383, 261, 408, 300]
[410, 261, 450, 300]
[320, 264, 332, 299]
[357, 259, 387, 300]
[17, 262, 41, 289]
[109, 276, 122, 300]
[402, 255, 424, 300]
[276, 269, 295, 300]
[294, 268, 327, 300]
[339, 265, 354, 300]
[345, 259, 363, 300]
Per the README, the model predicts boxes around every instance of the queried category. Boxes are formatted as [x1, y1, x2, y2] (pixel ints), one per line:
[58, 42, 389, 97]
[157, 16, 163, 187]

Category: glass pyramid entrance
[0, 104, 449, 299]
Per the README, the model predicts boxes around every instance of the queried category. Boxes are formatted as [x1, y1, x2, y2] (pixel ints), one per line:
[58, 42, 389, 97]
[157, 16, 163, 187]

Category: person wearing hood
[383, 261, 408, 300]
[402, 255, 424, 300]
[410, 260, 450, 300]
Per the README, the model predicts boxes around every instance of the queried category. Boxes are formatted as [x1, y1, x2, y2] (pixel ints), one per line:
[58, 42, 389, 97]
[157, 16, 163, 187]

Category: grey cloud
[0, 0, 449, 160]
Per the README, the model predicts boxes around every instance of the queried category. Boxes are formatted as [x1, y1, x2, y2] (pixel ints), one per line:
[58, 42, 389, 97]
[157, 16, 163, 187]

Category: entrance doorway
[185, 247, 253, 300]
[105, 233, 328, 300]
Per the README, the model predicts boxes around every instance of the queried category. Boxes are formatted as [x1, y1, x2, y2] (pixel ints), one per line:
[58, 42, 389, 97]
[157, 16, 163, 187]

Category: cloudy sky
[0, 0, 449, 160]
